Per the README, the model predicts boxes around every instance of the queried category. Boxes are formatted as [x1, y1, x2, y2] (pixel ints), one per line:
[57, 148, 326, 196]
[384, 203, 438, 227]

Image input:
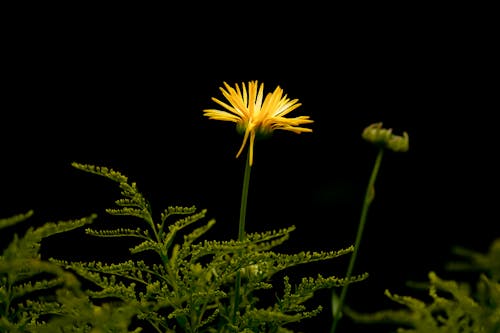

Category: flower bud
[387, 131, 409, 152]
[362, 122, 409, 152]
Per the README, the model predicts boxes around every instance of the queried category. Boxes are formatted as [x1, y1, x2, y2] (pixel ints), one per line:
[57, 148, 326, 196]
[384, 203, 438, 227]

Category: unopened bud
[362, 122, 409, 153]
[387, 131, 409, 152]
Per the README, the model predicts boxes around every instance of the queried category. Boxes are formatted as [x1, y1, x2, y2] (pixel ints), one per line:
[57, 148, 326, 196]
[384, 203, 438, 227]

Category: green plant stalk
[232, 149, 252, 324]
[330, 147, 384, 333]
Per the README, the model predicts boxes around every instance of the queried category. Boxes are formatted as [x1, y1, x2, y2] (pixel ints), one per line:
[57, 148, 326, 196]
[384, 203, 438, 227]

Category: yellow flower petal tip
[203, 80, 313, 166]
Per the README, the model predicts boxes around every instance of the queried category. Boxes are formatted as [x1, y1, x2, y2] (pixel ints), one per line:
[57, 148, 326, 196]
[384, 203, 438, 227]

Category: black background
[1, 4, 498, 333]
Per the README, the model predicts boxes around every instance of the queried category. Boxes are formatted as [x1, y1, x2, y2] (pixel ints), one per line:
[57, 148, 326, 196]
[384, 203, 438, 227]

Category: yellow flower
[203, 80, 313, 166]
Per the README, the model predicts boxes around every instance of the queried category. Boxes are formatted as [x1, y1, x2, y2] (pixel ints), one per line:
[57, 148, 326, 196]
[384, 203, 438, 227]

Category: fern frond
[71, 162, 129, 184]
[241, 307, 303, 325]
[0, 210, 34, 230]
[52, 260, 116, 287]
[88, 281, 138, 300]
[246, 226, 296, 243]
[182, 219, 216, 246]
[161, 206, 198, 223]
[1, 258, 80, 290]
[52, 259, 156, 287]
[163, 209, 208, 250]
[1, 238, 85, 333]
[349, 269, 500, 332]
[296, 272, 369, 294]
[199, 307, 220, 329]
[118, 182, 148, 205]
[35, 288, 141, 333]
[2, 215, 97, 262]
[57, 263, 137, 301]
[428, 271, 479, 309]
[186, 239, 246, 263]
[344, 306, 417, 326]
[269, 246, 354, 274]
[115, 197, 145, 208]
[384, 289, 427, 310]
[32, 214, 98, 240]
[73, 162, 153, 225]
[85, 227, 150, 239]
[278, 273, 368, 316]
[12, 277, 67, 299]
[447, 237, 500, 281]
[106, 207, 151, 220]
[245, 226, 296, 252]
[130, 240, 165, 256]
[238, 306, 323, 331]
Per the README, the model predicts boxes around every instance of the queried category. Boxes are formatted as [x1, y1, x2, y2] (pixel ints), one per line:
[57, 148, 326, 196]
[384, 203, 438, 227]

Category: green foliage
[1, 160, 364, 332]
[38, 162, 364, 333]
[0, 211, 140, 332]
[446, 238, 500, 282]
[346, 238, 500, 333]
[4, 136, 495, 332]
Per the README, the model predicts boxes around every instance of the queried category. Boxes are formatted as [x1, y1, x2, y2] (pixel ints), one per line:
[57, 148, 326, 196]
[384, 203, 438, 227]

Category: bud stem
[330, 147, 384, 333]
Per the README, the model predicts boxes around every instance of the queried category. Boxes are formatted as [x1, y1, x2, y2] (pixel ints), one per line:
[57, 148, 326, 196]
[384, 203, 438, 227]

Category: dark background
[1, 4, 497, 333]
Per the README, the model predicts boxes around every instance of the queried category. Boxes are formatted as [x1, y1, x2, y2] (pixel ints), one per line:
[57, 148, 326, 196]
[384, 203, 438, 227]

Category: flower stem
[330, 147, 384, 333]
[238, 151, 252, 242]
[232, 149, 252, 325]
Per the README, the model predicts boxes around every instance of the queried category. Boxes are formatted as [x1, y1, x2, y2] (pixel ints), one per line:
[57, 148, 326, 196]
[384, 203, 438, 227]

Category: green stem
[330, 148, 384, 333]
[238, 151, 252, 242]
[232, 149, 252, 325]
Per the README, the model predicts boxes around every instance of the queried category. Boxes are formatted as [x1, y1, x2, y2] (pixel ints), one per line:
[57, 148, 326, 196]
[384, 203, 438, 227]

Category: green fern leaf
[0, 210, 34, 230]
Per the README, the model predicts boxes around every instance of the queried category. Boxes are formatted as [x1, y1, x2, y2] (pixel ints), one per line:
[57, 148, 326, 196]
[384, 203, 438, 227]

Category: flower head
[203, 80, 313, 166]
